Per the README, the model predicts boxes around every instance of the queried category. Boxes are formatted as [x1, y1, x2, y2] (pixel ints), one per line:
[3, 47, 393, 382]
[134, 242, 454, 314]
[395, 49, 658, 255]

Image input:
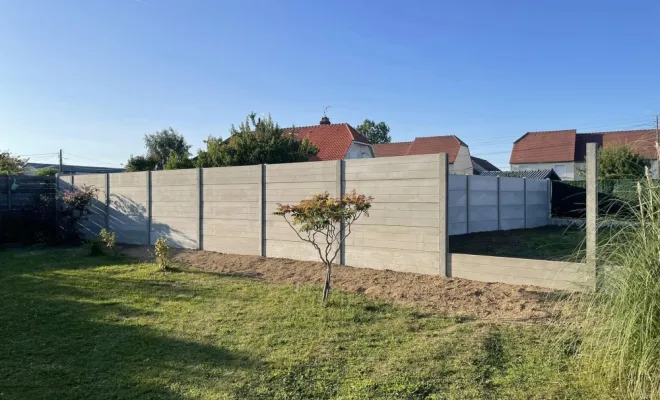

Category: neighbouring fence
[0, 175, 56, 244]
[58, 154, 591, 290]
[448, 175, 550, 235]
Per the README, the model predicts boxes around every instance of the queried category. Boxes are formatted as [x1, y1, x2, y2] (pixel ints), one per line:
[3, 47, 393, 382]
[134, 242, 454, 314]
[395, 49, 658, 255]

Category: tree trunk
[322, 263, 332, 303]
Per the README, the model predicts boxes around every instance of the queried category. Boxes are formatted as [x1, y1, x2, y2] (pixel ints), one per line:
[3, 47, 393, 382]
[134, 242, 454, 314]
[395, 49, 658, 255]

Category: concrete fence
[58, 154, 591, 291]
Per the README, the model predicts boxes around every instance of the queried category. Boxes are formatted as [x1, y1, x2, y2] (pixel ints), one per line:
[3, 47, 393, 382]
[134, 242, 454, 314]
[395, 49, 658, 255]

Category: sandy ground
[121, 246, 566, 321]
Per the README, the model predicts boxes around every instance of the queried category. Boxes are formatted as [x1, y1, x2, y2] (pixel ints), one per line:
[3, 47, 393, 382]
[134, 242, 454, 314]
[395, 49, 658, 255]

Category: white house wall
[452, 145, 473, 175]
[346, 142, 374, 159]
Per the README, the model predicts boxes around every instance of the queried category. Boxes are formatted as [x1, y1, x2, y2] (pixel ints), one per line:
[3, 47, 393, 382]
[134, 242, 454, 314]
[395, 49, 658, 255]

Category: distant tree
[124, 155, 157, 172]
[144, 128, 191, 170]
[598, 145, 649, 180]
[356, 119, 391, 144]
[275, 191, 372, 303]
[35, 167, 58, 176]
[164, 150, 195, 170]
[196, 113, 318, 167]
[0, 151, 28, 175]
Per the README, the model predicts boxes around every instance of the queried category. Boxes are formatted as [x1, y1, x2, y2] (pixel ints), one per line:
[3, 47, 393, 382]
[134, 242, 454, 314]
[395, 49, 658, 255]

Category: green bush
[99, 228, 117, 254]
[154, 237, 170, 271]
[84, 239, 104, 256]
[35, 167, 58, 176]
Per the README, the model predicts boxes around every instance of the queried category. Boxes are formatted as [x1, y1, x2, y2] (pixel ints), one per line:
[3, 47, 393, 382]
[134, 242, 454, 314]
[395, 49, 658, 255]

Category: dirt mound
[121, 246, 564, 321]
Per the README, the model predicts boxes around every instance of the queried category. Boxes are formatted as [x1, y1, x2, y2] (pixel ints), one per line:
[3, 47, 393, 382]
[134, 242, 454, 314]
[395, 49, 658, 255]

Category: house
[510, 129, 659, 180]
[471, 156, 501, 175]
[287, 116, 375, 161]
[24, 163, 124, 176]
[480, 169, 561, 181]
[373, 135, 474, 174]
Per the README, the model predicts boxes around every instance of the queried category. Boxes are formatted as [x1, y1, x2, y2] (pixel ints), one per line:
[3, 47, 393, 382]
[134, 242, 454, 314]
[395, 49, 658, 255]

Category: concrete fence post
[336, 160, 345, 265]
[104, 173, 110, 229]
[259, 164, 266, 257]
[496, 176, 501, 231]
[523, 177, 527, 228]
[586, 143, 598, 288]
[465, 175, 470, 234]
[438, 153, 449, 277]
[146, 171, 152, 245]
[197, 167, 203, 250]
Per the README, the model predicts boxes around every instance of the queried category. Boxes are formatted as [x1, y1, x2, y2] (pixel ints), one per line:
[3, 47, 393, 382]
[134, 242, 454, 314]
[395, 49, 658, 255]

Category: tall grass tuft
[571, 173, 660, 398]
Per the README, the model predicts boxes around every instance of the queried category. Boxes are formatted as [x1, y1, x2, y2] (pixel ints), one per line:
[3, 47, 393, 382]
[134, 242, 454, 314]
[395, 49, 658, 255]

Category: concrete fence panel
[468, 175, 498, 233]
[151, 169, 198, 248]
[449, 253, 591, 291]
[73, 174, 108, 238]
[526, 178, 550, 228]
[265, 161, 338, 261]
[448, 175, 468, 235]
[109, 172, 149, 245]
[499, 177, 525, 230]
[344, 154, 441, 275]
[202, 165, 261, 256]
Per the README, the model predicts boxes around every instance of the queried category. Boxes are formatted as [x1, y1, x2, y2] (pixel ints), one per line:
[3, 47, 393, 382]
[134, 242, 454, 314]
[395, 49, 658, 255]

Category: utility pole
[59, 149, 63, 173]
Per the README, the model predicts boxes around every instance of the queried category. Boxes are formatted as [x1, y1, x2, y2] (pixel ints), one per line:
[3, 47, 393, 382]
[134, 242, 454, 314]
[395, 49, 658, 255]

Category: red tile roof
[512, 128, 659, 164]
[287, 123, 372, 161]
[374, 135, 466, 163]
[510, 130, 576, 164]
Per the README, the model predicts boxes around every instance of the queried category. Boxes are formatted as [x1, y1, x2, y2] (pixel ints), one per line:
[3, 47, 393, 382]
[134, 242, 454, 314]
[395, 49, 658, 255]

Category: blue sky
[2, 0, 660, 169]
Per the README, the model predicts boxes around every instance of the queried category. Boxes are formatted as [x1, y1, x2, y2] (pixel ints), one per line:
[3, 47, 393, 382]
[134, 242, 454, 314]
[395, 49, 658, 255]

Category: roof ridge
[376, 141, 413, 145]
[526, 129, 577, 134]
[581, 128, 655, 135]
[286, 122, 351, 130]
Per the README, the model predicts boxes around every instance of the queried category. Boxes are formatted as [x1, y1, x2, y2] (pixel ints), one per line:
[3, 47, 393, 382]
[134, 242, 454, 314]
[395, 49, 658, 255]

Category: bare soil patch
[121, 246, 566, 321]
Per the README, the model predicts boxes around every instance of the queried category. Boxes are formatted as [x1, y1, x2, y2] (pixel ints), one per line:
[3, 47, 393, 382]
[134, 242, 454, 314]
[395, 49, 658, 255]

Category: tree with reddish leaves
[274, 190, 373, 303]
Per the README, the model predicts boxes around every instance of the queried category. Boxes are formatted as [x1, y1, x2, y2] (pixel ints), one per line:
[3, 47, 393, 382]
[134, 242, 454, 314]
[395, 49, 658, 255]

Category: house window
[553, 164, 566, 177]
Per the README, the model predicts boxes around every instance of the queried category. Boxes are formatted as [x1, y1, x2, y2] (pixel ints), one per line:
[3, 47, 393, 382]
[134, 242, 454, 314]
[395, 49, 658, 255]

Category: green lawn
[0, 247, 587, 399]
[449, 226, 620, 261]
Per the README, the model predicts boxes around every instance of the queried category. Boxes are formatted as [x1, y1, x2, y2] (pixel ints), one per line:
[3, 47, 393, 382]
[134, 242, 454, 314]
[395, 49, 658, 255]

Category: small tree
[274, 191, 372, 303]
[59, 184, 99, 243]
[164, 150, 194, 170]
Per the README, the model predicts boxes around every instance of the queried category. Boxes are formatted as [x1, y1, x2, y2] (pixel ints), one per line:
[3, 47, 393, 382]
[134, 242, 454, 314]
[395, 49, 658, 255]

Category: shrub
[154, 237, 170, 271]
[570, 176, 660, 398]
[84, 239, 104, 256]
[35, 167, 58, 176]
[99, 228, 117, 255]
[58, 184, 99, 244]
[274, 190, 372, 303]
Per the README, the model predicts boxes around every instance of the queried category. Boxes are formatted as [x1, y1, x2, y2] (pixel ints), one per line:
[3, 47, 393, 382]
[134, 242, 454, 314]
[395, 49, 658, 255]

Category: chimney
[320, 116, 331, 125]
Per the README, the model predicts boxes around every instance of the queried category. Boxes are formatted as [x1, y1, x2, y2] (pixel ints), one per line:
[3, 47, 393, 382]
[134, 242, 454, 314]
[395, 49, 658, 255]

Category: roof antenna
[323, 106, 331, 117]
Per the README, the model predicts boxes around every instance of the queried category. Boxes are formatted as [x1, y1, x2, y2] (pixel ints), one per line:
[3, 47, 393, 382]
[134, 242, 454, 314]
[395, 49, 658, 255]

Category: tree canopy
[196, 113, 318, 168]
[35, 167, 59, 176]
[598, 145, 649, 180]
[124, 128, 192, 171]
[144, 128, 192, 170]
[356, 119, 391, 144]
[124, 155, 157, 172]
[0, 151, 28, 175]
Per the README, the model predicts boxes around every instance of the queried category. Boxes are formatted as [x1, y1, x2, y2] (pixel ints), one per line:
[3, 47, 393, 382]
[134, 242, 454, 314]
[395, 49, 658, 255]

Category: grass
[449, 226, 617, 261]
[0, 247, 587, 399]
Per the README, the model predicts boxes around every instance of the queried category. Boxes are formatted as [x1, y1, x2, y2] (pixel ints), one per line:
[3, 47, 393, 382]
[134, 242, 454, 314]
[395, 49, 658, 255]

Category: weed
[154, 237, 170, 271]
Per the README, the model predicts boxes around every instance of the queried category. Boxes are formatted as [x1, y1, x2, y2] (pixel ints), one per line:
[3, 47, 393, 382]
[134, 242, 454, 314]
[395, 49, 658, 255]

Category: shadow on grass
[0, 248, 259, 400]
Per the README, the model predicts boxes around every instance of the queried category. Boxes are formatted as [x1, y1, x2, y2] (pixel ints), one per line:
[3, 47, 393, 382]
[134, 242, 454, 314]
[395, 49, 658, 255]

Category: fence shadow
[0, 250, 259, 399]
